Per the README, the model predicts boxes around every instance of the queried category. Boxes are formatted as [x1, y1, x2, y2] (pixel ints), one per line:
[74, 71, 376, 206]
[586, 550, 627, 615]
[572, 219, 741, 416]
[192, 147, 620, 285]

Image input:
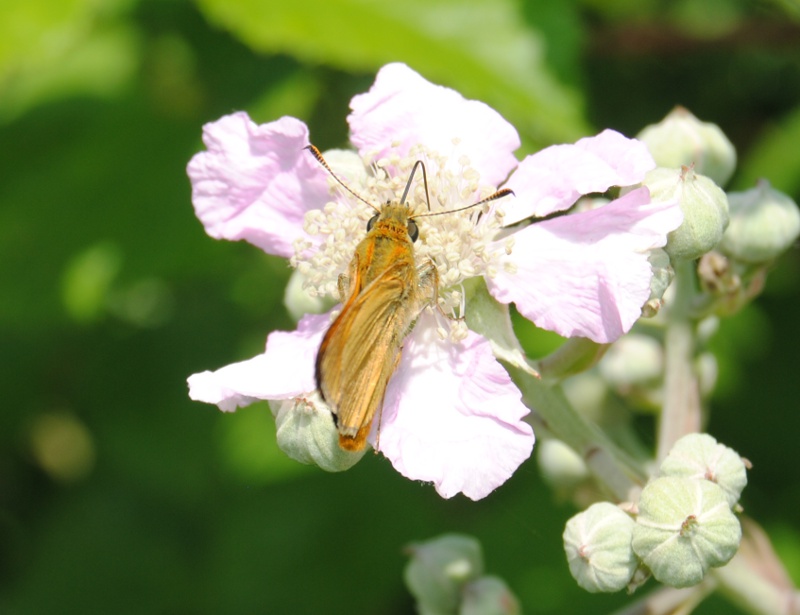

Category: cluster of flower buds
[698, 179, 800, 315]
[536, 108, 798, 401]
[404, 534, 522, 615]
[557, 109, 793, 596]
[639, 108, 799, 316]
[563, 433, 748, 592]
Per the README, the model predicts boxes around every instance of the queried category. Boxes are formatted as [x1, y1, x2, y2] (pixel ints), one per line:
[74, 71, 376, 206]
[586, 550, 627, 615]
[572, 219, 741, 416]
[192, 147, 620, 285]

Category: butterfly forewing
[316, 203, 425, 451]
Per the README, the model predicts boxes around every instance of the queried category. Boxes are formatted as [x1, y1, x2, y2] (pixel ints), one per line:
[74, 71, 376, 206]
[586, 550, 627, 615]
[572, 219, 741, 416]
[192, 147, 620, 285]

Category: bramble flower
[186, 63, 682, 500]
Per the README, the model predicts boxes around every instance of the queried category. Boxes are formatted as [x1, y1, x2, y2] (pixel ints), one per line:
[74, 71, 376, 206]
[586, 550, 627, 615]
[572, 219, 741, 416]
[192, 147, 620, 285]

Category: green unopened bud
[538, 439, 589, 490]
[644, 166, 729, 261]
[284, 269, 328, 321]
[271, 392, 365, 472]
[695, 352, 719, 399]
[599, 334, 663, 388]
[405, 534, 484, 615]
[563, 502, 638, 593]
[659, 433, 747, 508]
[638, 107, 737, 186]
[632, 477, 742, 588]
[460, 576, 522, 615]
[719, 180, 800, 264]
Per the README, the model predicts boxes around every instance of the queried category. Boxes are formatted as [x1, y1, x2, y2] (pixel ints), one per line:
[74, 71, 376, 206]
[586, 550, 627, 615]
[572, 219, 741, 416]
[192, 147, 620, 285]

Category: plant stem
[656, 259, 702, 462]
[513, 368, 647, 502]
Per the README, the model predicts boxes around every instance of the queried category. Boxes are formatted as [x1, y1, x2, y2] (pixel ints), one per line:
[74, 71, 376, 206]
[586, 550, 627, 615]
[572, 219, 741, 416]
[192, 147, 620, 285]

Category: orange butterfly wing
[316, 260, 416, 450]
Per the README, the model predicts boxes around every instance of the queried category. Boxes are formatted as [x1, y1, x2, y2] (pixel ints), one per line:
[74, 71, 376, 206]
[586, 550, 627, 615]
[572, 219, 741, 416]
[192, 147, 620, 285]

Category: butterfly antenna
[413, 188, 514, 219]
[305, 145, 378, 212]
[399, 160, 432, 211]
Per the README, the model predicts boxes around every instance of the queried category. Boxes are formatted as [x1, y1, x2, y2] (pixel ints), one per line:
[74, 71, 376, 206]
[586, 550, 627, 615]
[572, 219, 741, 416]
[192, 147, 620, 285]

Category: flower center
[291, 144, 513, 318]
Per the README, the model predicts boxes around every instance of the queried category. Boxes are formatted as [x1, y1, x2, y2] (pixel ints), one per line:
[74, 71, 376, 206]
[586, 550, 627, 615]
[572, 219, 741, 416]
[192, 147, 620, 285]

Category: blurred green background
[2, 0, 799, 613]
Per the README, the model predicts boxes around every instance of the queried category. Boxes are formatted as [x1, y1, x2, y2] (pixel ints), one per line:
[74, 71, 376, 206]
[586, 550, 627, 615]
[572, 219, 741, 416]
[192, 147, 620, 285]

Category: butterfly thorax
[356, 202, 418, 290]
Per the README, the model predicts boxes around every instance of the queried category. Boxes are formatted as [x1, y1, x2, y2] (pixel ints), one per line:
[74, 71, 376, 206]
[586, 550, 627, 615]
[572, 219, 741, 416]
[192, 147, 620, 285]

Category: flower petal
[348, 63, 520, 187]
[488, 187, 682, 343]
[187, 313, 329, 410]
[374, 314, 534, 500]
[503, 130, 655, 224]
[187, 112, 330, 258]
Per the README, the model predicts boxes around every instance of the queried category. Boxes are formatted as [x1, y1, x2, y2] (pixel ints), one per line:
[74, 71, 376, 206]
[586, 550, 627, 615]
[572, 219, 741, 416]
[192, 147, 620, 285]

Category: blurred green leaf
[579, 0, 660, 20]
[61, 241, 122, 323]
[668, 0, 744, 38]
[247, 70, 323, 124]
[735, 104, 800, 197]
[216, 403, 315, 484]
[520, 0, 584, 89]
[768, 0, 800, 20]
[193, 0, 589, 145]
[0, 0, 139, 121]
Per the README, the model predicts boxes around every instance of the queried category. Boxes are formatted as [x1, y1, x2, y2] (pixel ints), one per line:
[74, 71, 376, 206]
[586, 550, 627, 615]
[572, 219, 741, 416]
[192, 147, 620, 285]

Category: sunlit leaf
[0, 0, 138, 121]
[193, 0, 589, 145]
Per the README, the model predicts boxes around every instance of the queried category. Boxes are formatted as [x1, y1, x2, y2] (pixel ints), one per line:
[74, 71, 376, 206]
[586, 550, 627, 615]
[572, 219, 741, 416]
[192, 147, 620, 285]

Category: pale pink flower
[187, 63, 682, 500]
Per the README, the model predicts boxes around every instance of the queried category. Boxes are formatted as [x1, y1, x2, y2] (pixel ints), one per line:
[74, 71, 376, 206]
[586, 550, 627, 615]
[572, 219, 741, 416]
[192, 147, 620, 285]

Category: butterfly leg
[337, 273, 351, 304]
[416, 259, 439, 311]
[337, 252, 363, 303]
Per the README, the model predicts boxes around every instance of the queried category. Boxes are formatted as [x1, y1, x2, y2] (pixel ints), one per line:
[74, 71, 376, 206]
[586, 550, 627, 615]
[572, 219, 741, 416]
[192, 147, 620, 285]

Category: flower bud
[405, 534, 484, 615]
[637, 107, 737, 186]
[599, 334, 663, 389]
[537, 439, 589, 490]
[563, 502, 638, 593]
[695, 352, 719, 399]
[644, 166, 729, 261]
[271, 392, 365, 472]
[719, 180, 800, 264]
[659, 433, 747, 508]
[632, 477, 741, 587]
[460, 576, 522, 615]
[284, 269, 328, 321]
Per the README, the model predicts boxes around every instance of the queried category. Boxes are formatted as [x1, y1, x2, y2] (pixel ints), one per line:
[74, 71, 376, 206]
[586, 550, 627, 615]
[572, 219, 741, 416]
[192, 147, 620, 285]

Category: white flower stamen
[293, 144, 511, 329]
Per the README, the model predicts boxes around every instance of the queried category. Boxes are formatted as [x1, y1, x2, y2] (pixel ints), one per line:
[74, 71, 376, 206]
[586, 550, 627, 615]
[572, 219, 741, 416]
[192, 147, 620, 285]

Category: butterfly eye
[407, 219, 419, 242]
[366, 213, 380, 232]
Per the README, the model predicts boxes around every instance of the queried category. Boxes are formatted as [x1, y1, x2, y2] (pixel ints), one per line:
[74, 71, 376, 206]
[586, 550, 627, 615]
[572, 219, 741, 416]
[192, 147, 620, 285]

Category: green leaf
[193, 0, 589, 146]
